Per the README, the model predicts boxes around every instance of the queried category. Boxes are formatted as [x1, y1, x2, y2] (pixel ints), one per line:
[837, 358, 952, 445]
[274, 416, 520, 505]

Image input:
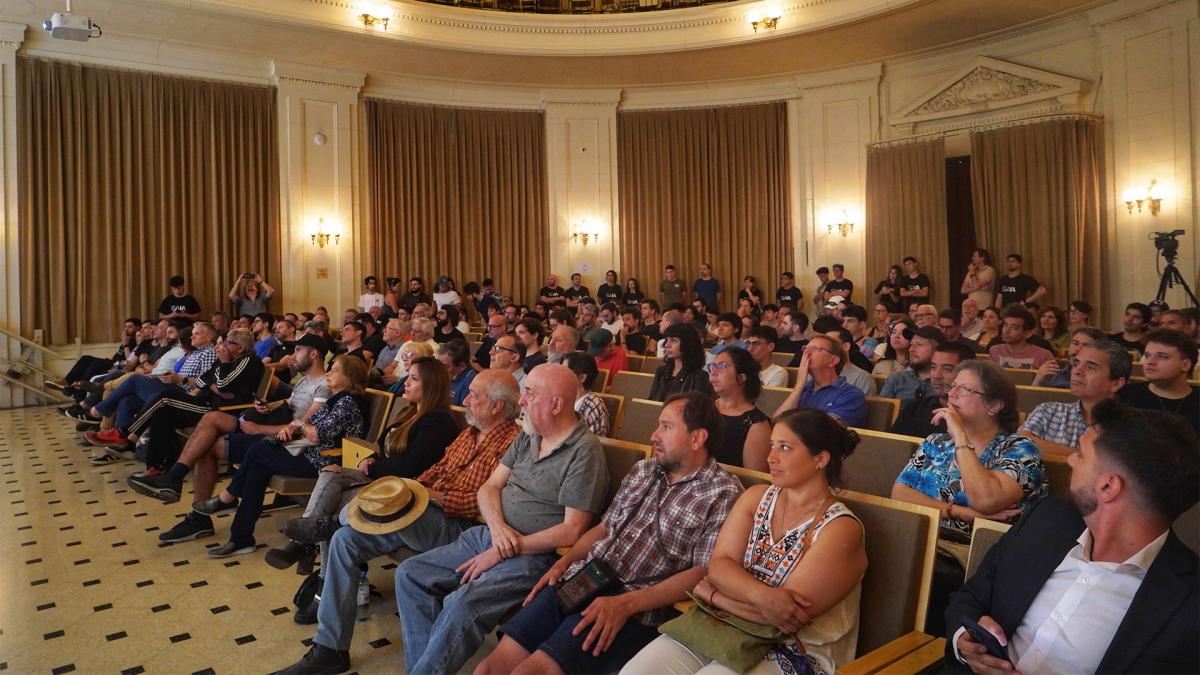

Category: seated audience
[1038, 306, 1070, 351]
[869, 302, 892, 342]
[1110, 302, 1151, 354]
[587, 327, 629, 375]
[339, 321, 367, 361]
[707, 348, 770, 471]
[840, 304, 876, 356]
[745, 326, 787, 387]
[473, 315, 508, 370]
[914, 304, 939, 329]
[619, 307, 647, 355]
[599, 303, 622, 335]
[938, 308, 980, 352]
[946, 402, 1197, 675]
[650, 324, 714, 402]
[988, 306, 1055, 369]
[709, 312, 747, 357]
[775, 310, 809, 356]
[881, 325, 943, 402]
[872, 318, 914, 377]
[251, 313, 279, 359]
[1066, 299, 1093, 332]
[975, 307, 1002, 352]
[392, 364, 608, 675]
[960, 298, 983, 341]
[1032, 326, 1105, 388]
[388, 340, 435, 396]
[823, 326, 878, 396]
[565, 352, 609, 437]
[357, 312, 386, 360]
[890, 343, 976, 438]
[1159, 308, 1198, 341]
[371, 317, 405, 385]
[1120, 329, 1199, 431]
[775, 334, 867, 427]
[1020, 340, 1131, 457]
[436, 339, 476, 406]
[515, 317, 548, 373]
[490, 334, 528, 388]
[434, 305, 467, 344]
[50, 317, 141, 396]
[891, 359, 1046, 634]
[478, 392, 742, 675]
[624, 408, 867, 675]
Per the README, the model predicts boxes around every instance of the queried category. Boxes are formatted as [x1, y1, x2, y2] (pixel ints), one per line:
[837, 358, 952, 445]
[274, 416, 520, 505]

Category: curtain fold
[363, 99, 548, 307]
[970, 117, 1104, 321]
[18, 57, 280, 344]
[865, 138, 949, 308]
[616, 103, 791, 312]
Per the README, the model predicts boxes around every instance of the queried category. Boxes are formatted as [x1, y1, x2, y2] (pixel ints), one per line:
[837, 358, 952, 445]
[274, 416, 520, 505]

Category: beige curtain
[617, 103, 792, 312]
[865, 138, 949, 308]
[363, 99, 548, 309]
[970, 117, 1104, 320]
[18, 57, 280, 344]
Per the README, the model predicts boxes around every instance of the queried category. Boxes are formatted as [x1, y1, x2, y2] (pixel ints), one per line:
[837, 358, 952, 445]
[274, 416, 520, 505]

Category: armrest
[218, 403, 253, 412]
[885, 637, 945, 673]
[324, 436, 375, 463]
[837, 632, 936, 675]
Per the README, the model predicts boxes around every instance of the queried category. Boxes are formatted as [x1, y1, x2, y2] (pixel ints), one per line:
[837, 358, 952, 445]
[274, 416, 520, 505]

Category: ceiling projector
[42, 12, 101, 41]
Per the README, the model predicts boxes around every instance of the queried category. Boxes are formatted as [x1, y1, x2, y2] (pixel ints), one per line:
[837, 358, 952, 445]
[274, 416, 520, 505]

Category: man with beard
[944, 401, 1197, 674]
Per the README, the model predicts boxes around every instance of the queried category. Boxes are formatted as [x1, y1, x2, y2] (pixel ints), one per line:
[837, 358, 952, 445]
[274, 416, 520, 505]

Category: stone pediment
[890, 57, 1088, 135]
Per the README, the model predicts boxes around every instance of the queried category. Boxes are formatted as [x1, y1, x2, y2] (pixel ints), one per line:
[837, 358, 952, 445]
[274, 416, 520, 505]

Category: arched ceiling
[6, 0, 1105, 86]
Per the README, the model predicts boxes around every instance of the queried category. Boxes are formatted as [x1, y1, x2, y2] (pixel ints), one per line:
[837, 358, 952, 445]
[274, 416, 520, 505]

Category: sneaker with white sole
[207, 540, 256, 558]
[158, 513, 215, 543]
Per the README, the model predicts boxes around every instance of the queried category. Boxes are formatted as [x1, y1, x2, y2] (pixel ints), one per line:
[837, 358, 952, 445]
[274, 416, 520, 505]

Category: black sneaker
[268, 643, 349, 675]
[207, 539, 256, 558]
[127, 473, 183, 503]
[292, 598, 319, 625]
[282, 517, 341, 545]
[193, 495, 239, 516]
[158, 513, 215, 543]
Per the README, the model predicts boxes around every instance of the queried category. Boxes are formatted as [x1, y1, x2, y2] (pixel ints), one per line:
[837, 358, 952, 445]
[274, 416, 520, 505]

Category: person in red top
[588, 327, 629, 376]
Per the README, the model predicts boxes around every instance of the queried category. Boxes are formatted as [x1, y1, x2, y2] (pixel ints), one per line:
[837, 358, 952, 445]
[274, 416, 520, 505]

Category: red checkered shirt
[417, 420, 519, 520]
[565, 457, 743, 625]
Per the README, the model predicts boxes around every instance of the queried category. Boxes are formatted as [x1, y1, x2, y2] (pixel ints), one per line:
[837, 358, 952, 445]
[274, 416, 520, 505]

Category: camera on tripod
[1151, 229, 1186, 262]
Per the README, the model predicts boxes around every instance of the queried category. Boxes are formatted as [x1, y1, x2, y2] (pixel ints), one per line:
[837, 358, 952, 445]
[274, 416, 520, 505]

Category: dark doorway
[945, 156, 976, 309]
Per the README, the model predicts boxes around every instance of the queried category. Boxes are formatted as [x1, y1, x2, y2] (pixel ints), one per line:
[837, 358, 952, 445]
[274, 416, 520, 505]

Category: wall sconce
[750, 15, 780, 32]
[571, 220, 601, 247]
[825, 210, 854, 237]
[356, 3, 393, 30]
[1122, 179, 1163, 216]
[310, 218, 341, 248]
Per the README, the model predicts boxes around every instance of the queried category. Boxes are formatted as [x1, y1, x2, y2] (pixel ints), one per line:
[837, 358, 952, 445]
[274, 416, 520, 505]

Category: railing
[0, 326, 80, 405]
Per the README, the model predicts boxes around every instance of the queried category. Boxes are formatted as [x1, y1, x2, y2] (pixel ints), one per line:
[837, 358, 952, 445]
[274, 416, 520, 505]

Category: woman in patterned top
[565, 352, 609, 437]
[890, 358, 1046, 634]
[624, 408, 867, 675]
[199, 356, 369, 558]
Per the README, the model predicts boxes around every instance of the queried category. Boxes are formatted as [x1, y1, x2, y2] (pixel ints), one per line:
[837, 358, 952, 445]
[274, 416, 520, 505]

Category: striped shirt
[417, 420, 519, 520]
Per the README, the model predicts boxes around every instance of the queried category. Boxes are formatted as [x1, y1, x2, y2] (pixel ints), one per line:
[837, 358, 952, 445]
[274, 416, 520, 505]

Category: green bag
[658, 592, 789, 672]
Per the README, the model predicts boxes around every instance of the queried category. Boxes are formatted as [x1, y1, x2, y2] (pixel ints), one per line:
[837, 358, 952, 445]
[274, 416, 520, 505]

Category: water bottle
[355, 570, 370, 622]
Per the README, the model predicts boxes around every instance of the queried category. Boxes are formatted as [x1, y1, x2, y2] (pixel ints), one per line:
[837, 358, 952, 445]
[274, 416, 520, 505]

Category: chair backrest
[1015, 385, 1075, 414]
[616, 398, 662, 445]
[871, 374, 887, 393]
[1043, 454, 1071, 498]
[448, 405, 468, 430]
[965, 518, 1011, 581]
[641, 356, 664, 373]
[785, 367, 799, 388]
[610, 370, 654, 401]
[839, 490, 940, 654]
[626, 354, 645, 374]
[771, 351, 794, 367]
[599, 438, 652, 504]
[255, 365, 277, 399]
[1175, 503, 1199, 555]
[756, 386, 791, 418]
[595, 393, 625, 438]
[363, 388, 396, 445]
[719, 462, 771, 489]
[844, 429, 921, 499]
[590, 368, 610, 393]
[1002, 368, 1037, 386]
[863, 396, 900, 432]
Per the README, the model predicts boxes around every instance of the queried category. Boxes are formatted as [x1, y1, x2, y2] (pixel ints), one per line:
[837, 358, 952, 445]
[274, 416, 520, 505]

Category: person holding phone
[229, 272, 274, 316]
[944, 401, 1197, 674]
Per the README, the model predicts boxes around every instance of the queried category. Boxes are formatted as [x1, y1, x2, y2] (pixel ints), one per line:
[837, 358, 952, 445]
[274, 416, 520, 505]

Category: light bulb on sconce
[1123, 179, 1164, 216]
[356, 3, 393, 30]
[825, 210, 855, 238]
[310, 218, 341, 248]
[571, 220, 602, 247]
[749, 5, 781, 32]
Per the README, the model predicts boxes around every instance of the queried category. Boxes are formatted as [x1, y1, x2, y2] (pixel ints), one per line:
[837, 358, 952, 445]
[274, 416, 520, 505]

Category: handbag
[282, 438, 317, 457]
[554, 557, 621, 613]
[659, 494, 838, 673]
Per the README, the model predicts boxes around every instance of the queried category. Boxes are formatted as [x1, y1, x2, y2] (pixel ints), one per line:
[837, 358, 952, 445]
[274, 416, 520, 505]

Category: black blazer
[944, 497, 1198, 673]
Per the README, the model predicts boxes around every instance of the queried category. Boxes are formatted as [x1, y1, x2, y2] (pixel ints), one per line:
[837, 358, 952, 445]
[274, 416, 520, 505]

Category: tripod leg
[1165, 267, 1199, 308]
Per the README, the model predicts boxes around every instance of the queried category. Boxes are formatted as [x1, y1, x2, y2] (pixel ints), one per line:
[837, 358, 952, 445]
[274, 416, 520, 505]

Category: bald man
[393, 364, 609, 675]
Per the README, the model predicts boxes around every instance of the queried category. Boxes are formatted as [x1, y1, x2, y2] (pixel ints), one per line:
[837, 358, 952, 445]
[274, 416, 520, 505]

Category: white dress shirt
[954, 528, 1168, 674]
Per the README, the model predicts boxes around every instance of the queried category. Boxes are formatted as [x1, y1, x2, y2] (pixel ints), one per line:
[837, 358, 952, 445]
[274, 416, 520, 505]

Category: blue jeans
[225, 440, 318, 545]
[95, 375, 173, 430]
[313, 504, 473, 651]
[394, 525, 556, 675]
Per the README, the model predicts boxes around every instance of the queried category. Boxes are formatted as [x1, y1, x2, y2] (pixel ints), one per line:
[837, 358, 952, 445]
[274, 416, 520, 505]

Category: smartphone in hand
[962, 615, 1009, 661]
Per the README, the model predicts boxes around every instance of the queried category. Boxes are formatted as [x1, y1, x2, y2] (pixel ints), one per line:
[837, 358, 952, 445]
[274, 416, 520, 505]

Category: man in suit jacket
[945, 400, 1198, 674]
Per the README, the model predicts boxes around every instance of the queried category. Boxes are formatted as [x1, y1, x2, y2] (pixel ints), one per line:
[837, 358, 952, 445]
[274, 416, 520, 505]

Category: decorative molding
[542, 88, 623, 106]
[272, 61, 365, 89]
[889, 56, 1087, 137]
[0, 21, 26, 49]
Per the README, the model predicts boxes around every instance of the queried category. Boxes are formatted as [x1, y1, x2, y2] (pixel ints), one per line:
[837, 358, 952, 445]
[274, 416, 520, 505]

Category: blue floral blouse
[303, 392, 366, 469]
[895, 432, 1046, 536]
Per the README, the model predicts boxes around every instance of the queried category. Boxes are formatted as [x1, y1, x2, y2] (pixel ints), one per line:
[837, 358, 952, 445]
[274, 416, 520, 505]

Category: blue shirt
[895, 432, 1046, 536]
[710, 339, 747, 357]
[798, 376, 867, 427]
[692, 277, 722, 310]
[254, 336, 279, 360]
[450, 368, 477, 406]
[879, 368, 935, 403]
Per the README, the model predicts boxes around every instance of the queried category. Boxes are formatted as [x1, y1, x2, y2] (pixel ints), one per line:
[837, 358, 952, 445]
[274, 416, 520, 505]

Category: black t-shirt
[901, 273, 931, 310]
[737, 289, 763, 307]
[596, 284, 623, 305]
[890, 393, 947, 439]
[825, 278, 854, 302]
[1120, 382, 1199, 432]
[622, 332, 647, 355]
[398, 291, 431, 312]
[775, 286, 803, 308]
[643, 323, 662, 343]
[362, 332, 387, 357]
[158, 294, 201, 316]
[622, 291, 645, 308]
[564, 286, 591, 303]
[539, 286, 565, 301]
[996, 273, 1041, 308]
[874, 280, 903, 313]
[776, 337, 808, 355]
[433, 327, 466, 344]
[1109, 332, 1146, 354]
[474, 336, 495, 369]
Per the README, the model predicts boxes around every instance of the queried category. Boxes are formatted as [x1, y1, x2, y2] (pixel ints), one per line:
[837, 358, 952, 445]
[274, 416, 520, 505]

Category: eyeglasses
[491, 345, 519, 355]
[948, 383, 986, 397]
[704, 362, 732, 374]
[805, 345, 838, 356]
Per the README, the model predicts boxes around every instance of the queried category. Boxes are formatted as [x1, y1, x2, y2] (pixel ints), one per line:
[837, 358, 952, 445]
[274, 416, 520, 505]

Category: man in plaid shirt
[1019, 341, 1130, 458]
[475, 390, 743, 675]
[273, 370, 524, 673]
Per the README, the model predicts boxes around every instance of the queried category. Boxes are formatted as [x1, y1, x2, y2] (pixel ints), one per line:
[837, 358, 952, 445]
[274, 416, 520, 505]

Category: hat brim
[345, 478, 430, 536]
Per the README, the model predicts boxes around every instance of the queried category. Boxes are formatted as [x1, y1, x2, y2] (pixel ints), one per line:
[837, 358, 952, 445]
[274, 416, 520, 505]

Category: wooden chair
[614, 398, 661, 445]
[641, 356, 664, 374]
[785, 367, 799, 388]
[872, 374, 887, 393]
[625, 354, 645, 373]
[1043, 453, 1071, 498]
[599, 438, 651, 504]
[1015, 385, 1075, 415]
[609, 371, 654, 401]
[844, 429, 921, 499]
[1002, 368, 1037, 386]
[964, 518, 1011, 581]
[267, 388, 395, 496]
[771, 352, 794, 367]
[448, 405, 467, 429]
[864, 396, 900, 432]
[594, 392, 624, 439]
[757, 385, 791, 417]
[590, 368, 610, 393]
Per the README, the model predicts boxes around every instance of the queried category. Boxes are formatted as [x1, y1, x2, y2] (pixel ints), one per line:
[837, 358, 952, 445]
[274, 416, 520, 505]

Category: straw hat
[345, 476, 429, 535]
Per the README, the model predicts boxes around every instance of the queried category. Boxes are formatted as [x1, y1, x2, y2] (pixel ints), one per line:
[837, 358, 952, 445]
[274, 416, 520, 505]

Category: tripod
[1155, 257, 1198, 309]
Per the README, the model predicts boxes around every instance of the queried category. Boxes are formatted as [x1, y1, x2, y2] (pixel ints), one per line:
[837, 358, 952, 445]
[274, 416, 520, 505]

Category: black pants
[127, 390, 215, 471]
[65, 356, 112, 384]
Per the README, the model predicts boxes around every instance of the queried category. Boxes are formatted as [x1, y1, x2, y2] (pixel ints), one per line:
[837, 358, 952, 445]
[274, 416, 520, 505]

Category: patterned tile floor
[0, 406, 496, 674]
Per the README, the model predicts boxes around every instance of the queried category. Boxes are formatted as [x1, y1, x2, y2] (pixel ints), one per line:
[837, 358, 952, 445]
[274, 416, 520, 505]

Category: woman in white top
[622, 408, 867, 675]
[432, 276, 462, 312]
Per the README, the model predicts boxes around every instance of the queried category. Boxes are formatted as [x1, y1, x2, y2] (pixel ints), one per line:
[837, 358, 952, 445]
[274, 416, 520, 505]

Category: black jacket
[944, 497, 1198, 673]
[367, 408, 460, 479]
[193, 353, 264, 409]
